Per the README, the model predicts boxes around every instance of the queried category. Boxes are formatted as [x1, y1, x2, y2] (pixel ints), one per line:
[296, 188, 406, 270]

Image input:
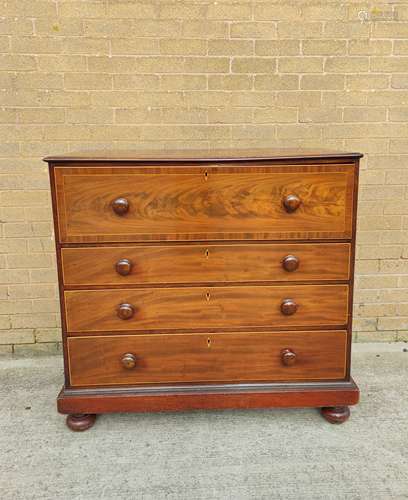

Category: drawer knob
[282, 255, 299, 272]
[281, 348, 297, 366]
[121, 353, 137, 369]
[280, 299, 298, 315]
[117, 303, 135, 320]
[112, 197, 129, 216]
[116, 258, 133, 276]
[283, 194, 301, 213]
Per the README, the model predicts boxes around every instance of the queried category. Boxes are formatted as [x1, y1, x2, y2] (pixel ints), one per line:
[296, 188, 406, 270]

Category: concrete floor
[0, 343, 407, 500]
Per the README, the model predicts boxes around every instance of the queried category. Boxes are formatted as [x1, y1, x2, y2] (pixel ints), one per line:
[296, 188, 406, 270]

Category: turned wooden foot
[320, 406, 350, 424]
[66, 413, 96, 431]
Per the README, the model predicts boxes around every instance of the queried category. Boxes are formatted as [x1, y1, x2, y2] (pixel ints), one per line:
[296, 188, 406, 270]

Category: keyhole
[204, 171, 208, 181]
[205, 249, 209, 259]
[206, 291, 210, 301]
[207, 338, 211, 348]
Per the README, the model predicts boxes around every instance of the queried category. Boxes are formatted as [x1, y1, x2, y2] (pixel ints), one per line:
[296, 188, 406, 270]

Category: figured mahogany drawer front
[54, 164, 355, 243]
[67, 330, 347, 387]
[64, 284, 348, 333]
[61, 242, 350, 287]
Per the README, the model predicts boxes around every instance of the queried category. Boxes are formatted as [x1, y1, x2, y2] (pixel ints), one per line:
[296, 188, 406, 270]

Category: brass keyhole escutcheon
[205, 249, 210, 259]
[206, 291, 211, 302]
[207, 338, 211, 348]
[204, 171, 208, 181]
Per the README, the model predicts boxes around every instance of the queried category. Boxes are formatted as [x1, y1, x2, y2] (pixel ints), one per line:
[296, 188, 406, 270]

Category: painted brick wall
[1, 0, 408, 355]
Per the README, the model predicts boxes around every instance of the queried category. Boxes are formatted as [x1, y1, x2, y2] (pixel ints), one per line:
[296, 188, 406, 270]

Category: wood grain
[44, 147, 363, 163]
[67, 330, 347, 387]
[54, 164, 355, 243]
[61, 242, 351, 287]
[57, 379, 360, 414]
[64, 284, 349, 333]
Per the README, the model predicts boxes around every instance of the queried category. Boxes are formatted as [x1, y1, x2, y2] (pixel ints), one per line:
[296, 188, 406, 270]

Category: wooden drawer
[64, 284, 348, 333]
[61, 242, 350, 287]
[54, 164, 355, 243]
[67, 330, 347, 387]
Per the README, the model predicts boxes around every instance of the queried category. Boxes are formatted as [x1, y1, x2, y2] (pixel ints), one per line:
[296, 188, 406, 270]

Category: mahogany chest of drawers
[45, 148, 361, 431]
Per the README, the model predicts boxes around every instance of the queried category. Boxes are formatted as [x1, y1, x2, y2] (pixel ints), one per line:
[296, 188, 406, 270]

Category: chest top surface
[43, 148, 363, 163]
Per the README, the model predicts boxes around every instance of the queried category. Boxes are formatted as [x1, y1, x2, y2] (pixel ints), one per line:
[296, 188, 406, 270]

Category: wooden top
[43, 148, 363, 163]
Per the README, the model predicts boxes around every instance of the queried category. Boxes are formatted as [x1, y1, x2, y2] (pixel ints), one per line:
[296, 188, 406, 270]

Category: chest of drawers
[45, 148, 361, 431]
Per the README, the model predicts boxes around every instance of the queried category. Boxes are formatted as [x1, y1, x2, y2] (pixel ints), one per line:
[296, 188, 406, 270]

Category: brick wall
[1, 0, 408, 355]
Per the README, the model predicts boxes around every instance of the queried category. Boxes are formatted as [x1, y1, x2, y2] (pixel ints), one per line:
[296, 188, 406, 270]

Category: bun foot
[320, 406, 350, 424]
[66, 413, 96, 432]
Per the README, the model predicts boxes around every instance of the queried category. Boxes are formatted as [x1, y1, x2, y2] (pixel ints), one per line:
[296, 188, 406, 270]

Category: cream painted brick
[17, 108, 65, 124]
[254, 108, 297, 123]
[277, 124, 321, 139]
[373, 22, 408, 39]
[368, 90, 408, 106]
[34, 328, 60, 343]
[298, 107, 342, 123]
[0, 55, 36, 71]
[324, 21, 369, 38]
[4, 0, 57, 18]
[58, 0, 106, 18]
[7, 254, 52, 269]
[255, 40, 299, 56]
[208, 108, 252, 124]
[231, 57, 275, 73]
[378, 317, 408, 331]
[64, 73, 112, 90]
[346, 74, 389, 91]
[184, 57, 230, 73]
[35, 18, 83, 36]
[357, 331, 397, 342]
[160, 75, 206, 91]
[209, 75, 252, 91]
[67, 108, 113, 124]
[0, 36, 9, 52]
[302, 4, 345, 20]
[181, 21, 227, 39]
[113, 74, 160, 90]
[13, 342, 61, 356]
[62, 37, 110, 55]
[391, 75, 408, 89]
[371, 57, 408, 72]
[232, 125, 276, 140]
[303, 39, 346, 55]
[110, 39, 159, 55]
[393, 40, 408, 55]
[231, 22, 277, 39]
[0, 329, 35, 345]
[301, 74, 344, 90]
[254, 4, 300, 21]
[37, 55, 87, 72]
[209, 40, 253, 56]
[208, 3, 252, 20]
[255, 75, 298, 90]
[160, 4, 204, 19]
[161, 108, 208, 124]
[11, 36, 63, 54]
[0, 345, 12, 355]
[325, 56, 369, 73]
[279, 57, 323, 73]
[0, 18, 33, 35]
[343, 107, 386, 122]
[278, 22, 322, 39]
[160, 39, 207, 56]
[106, 2, 156, 19]
[276, 91, 321, 107]
[14, 73, 64, 90]
[349, 39, 392, 56]
[0, 109, 17, 123]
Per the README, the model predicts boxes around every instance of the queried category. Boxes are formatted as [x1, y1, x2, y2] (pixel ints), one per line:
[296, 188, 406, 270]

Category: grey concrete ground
[0, 343, 407, 500]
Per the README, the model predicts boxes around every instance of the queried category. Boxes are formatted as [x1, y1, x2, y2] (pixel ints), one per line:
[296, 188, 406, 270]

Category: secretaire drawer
[61, 242, 351, 286]
[67, 330, 347, 387]
[53, 164, 355, 243]
[64, 284, 349, 333]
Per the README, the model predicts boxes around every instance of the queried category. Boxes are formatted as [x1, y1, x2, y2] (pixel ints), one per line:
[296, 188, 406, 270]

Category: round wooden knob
[117, 303, 135, 320]
[116, 258, 132, 276]
[283, 194, 301, 213]
[280, 299, 298, 315]
[281, 348, 297, 366]
[121, 353, 137, 369]
[111, 197, 129, 216]
[282, 255, 299, 272]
